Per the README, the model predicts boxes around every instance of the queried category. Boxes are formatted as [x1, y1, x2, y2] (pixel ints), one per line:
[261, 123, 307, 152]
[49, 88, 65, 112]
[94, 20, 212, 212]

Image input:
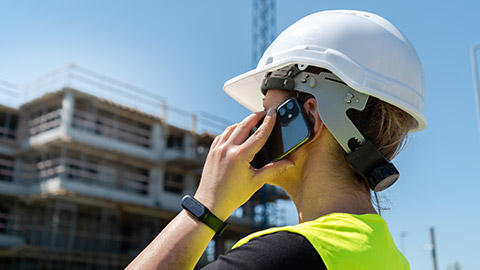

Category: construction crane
[252, 0, 276, 67]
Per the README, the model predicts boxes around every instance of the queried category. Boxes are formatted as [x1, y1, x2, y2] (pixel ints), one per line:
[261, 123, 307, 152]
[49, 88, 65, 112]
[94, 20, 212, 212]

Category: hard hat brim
[223, 57, 426, 132]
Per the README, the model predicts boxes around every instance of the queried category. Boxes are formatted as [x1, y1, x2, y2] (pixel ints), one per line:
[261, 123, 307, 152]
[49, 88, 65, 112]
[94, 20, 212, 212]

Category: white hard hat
[224, 10, 426, 132]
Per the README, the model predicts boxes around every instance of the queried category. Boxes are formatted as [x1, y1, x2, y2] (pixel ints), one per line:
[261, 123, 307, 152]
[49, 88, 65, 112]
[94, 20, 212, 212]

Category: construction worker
[127, 10, 424, 269]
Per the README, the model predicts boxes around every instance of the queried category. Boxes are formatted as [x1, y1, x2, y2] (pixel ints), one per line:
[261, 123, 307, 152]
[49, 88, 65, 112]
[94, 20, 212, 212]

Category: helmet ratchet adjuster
[345, 139, 399, 192]
[261, 65, 302, 95]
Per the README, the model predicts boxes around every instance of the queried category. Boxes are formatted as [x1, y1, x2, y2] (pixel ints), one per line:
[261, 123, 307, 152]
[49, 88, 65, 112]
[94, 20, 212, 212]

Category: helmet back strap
[261, 65, 399, 192]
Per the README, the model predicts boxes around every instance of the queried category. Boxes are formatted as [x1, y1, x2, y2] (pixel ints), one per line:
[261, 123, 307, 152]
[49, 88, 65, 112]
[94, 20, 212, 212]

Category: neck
[280, 142, 377, 223]
[292, 181, 377, 223]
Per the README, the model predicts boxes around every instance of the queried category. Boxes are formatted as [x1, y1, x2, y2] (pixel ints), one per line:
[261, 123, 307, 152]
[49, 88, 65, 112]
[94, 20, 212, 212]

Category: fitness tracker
[181, 195, 228, 236]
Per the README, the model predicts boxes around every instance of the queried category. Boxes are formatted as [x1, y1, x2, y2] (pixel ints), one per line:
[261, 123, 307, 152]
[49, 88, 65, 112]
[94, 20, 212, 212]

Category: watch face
[183, 196, 207, 217]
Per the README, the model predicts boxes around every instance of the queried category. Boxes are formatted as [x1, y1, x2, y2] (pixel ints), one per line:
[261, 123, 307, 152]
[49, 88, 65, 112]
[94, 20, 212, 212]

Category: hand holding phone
[251, 98, 313, 169]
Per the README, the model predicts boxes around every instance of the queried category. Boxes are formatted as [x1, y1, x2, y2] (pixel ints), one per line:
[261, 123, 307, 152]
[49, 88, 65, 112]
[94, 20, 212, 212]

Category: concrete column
[59, 146, 68, 181]
[12, 157, 23, 184]
[16, 110, 28, 145]
[113, 111, 119, 139]
[161, 102, 167, 123]
[3, 112, 11, 139]
[60, 90, 75, 137]
[183, 171, 197, 195]
[191, 133, 198, 160]
[149, 165, 165, 205]
[151, 122, 164, 158]
[190, 113, 196, 134]
[184, 133, 194, 159]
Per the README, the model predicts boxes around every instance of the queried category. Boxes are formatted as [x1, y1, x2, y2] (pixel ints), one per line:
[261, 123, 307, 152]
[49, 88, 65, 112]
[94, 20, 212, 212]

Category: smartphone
[250, 98, 313, 169]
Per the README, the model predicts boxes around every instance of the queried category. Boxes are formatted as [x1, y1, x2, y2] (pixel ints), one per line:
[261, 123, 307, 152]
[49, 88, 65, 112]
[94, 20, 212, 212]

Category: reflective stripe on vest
[233, 213, 410, 270]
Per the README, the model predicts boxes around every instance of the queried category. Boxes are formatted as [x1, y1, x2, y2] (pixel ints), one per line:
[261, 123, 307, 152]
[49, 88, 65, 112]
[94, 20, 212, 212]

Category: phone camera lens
[287, 101, 294, 110]
[279, 107, 286, 116]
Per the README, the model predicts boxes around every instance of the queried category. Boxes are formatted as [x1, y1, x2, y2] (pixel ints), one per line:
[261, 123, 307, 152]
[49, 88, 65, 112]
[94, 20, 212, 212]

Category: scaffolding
[0, 65, 288, 269]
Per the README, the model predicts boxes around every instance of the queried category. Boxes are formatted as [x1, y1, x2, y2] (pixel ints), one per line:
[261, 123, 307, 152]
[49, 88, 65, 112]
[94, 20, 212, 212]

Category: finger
[217, 123, 238, 145]
[241, 108, 276, 158]
[254, 159, 295, 184]
[210, 134, 221, 149]
[228, 111, 266, 145]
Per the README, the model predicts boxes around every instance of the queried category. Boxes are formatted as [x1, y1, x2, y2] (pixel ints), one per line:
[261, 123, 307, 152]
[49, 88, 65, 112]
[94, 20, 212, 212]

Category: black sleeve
[201, 231, 327, 270]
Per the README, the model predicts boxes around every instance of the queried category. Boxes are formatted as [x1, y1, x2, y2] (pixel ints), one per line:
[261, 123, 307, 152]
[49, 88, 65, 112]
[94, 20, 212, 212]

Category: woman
[127, 10, 424, 269]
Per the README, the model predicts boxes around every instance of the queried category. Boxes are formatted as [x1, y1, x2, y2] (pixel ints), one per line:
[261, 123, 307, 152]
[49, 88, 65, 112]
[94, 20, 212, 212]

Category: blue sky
[1, 1, 480, 269]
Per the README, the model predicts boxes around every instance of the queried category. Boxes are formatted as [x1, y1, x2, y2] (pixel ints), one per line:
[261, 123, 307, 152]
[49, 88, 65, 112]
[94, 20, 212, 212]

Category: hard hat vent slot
[302, 65, 330, 75]
[325, 76, 347, 86]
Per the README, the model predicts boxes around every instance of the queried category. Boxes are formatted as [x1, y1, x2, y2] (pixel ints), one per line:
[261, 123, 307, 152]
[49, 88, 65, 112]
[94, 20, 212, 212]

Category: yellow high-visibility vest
[233, 213, 409, 270]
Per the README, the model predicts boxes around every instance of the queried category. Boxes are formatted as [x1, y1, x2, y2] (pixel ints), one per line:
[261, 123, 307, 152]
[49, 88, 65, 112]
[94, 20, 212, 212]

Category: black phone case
[251, 98, 312, 169]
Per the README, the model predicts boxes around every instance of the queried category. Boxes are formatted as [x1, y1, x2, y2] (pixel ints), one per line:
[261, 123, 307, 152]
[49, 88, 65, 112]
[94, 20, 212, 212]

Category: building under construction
[0, 65, 288, 269]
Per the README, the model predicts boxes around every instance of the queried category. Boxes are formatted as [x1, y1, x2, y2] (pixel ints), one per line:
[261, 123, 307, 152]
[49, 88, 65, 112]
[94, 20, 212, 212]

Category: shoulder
[202, 231, 326, 270]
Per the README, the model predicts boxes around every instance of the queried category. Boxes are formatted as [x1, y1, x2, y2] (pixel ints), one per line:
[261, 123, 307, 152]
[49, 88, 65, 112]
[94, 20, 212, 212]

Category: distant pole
[470, 44, 480, 137]
[430, 227, 438, 270]
[400, 231, 408, 256]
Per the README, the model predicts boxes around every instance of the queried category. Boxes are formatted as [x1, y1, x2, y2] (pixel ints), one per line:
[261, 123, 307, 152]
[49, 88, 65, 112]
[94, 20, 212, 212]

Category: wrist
[182, 195, 228, 236]
[193, 194, 232, 222]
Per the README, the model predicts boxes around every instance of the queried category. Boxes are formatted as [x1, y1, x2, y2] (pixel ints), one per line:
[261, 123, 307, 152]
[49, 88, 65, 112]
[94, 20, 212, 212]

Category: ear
[303, 97, 324, 139]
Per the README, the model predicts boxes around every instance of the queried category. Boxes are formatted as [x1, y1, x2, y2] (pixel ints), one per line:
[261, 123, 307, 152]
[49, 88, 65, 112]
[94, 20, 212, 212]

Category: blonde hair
[347, 97, 417, 161]
[329, 96, 417, 192]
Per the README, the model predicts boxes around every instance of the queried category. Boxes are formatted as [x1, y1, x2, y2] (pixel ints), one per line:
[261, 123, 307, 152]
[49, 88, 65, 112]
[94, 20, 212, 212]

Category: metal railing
[0, 79, 21, 108]
[18, 156, 150, 195]
[28, 108, 62, 136]
[22, 64, 231, 134]
[72, 109, 151, 148]
[0, 126, 17, 144]
[0, 156, 14, 182]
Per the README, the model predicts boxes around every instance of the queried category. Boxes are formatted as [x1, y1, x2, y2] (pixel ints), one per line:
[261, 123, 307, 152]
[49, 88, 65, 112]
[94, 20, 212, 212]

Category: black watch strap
[181, 195, 228, 236]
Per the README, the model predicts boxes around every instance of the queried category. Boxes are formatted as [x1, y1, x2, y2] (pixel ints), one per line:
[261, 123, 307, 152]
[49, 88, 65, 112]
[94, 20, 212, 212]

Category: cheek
[263, 90, 292, 109]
